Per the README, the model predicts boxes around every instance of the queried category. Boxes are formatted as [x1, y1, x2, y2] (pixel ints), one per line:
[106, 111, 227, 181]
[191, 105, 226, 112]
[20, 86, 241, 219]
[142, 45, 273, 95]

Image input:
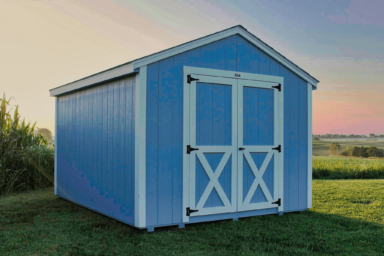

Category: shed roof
[50, 25, 319, 96]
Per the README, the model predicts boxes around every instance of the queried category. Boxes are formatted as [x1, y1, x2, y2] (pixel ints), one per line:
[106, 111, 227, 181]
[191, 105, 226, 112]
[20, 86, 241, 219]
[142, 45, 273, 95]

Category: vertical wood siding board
[158, 57, 174, 225]
[132, 77, 136, 216]
[94, 88, 100, 207]
[236, 35, 248, 72]
[102, 85, 108, 199]
[289, 73, 299, 211]
[127, 78, 135, 216]
[280, 65, 290, 211]
[225, 38, 237, 71]
[270, 58, 280, 77]
[259, 89, 268, 145]
[259, 50, 270, 76]
[146, 62, 159, 226]
[212, 39, 225, 70]
[200, 44, 213, 69]
[187, 47, 201, 68]
[119, 80, 126, 214]
[247, 41, 260, 74]
[298, 79, 308, 209]
[172, 52, 187, 223]
[57, 98, 62, 197]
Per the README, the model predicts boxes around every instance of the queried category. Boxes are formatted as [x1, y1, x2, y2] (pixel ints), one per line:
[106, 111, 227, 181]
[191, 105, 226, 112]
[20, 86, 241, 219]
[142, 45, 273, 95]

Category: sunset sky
[1, 0, 383, 135]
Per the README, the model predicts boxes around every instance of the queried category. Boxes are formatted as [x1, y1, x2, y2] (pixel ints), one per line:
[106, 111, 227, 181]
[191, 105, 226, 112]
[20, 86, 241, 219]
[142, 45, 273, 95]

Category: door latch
[187, 145, 199, 154]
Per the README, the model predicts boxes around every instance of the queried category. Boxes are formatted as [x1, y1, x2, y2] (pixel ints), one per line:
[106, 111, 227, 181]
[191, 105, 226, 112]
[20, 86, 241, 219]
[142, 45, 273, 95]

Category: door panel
[189, 75, 237, 217]
[238, 79, 279, 212]
[196, 83, 232, 146]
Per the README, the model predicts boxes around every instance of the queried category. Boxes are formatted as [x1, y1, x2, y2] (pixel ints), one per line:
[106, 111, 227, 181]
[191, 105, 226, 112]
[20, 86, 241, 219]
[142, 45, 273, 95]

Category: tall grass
[313, 156, 384, 179]
[0, 93, 54, 195]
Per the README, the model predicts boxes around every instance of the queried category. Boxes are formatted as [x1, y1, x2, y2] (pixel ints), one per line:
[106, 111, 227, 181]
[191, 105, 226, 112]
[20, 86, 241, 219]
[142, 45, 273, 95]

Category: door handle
[239, 147, 245, 151]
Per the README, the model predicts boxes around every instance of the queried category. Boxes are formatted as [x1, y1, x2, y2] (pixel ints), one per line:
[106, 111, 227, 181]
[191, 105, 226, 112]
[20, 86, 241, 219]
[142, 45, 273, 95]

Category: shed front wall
[56, 75, 136, 225]
[146, 34, 309, 227]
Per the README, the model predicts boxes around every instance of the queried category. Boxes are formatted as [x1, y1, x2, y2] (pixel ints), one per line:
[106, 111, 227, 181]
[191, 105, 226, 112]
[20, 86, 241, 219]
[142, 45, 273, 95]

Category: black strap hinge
[272, 145, 281, 152]
[187, 145, 199, 154]
[272, 83, 281, 91]
[187, 75, 199, 84]
[186, 207, 199, 216]
[272, 198, 281, 206]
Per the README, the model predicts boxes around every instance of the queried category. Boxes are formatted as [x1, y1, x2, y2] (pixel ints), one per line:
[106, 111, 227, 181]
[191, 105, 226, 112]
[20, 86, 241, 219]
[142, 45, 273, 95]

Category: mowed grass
[1, 181, 384, 255]
[313, 156, 384, 179]
[312, 140, 384, 156]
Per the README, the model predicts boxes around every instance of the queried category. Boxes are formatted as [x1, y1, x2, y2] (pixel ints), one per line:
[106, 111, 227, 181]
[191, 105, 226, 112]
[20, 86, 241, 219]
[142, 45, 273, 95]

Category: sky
[0, 0, 383, 135]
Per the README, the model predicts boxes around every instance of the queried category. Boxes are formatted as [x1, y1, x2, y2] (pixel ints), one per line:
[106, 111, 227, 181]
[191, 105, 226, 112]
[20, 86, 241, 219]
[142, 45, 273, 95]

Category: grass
[1, 180, 384, 255]
[312, 140, 384, 156]
[313, 156, 384, 179]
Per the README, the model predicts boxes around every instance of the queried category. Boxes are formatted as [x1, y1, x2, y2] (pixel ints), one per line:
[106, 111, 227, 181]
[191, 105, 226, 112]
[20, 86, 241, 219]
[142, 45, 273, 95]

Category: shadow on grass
[1, 187, 383, 255]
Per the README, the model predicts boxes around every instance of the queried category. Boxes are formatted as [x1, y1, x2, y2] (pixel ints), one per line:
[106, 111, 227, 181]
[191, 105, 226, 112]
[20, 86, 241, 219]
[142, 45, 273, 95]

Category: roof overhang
[50, 25, 319, 97]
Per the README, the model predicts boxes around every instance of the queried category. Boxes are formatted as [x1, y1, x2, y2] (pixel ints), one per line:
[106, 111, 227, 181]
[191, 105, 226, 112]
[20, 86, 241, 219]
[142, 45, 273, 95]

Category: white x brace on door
[183, 67, 284, 223]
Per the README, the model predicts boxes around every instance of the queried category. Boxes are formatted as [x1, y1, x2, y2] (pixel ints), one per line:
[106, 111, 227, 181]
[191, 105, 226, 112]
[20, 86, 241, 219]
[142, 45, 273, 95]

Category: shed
[50, 25, 318, 232]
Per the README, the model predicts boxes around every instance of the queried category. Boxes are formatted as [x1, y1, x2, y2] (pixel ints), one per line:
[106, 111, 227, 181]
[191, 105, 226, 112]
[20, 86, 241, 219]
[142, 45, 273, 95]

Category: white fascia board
[133, 27, 318, 89]
[50, 63, 134, 97]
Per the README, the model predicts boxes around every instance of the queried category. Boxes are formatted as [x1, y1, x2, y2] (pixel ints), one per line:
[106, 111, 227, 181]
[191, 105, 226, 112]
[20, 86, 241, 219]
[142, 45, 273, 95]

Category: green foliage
[0, 93, 54, 195]
[328, 143, 341, 155]
[312, 137, 320, 140]
[340, 146, 384, 158]
[313, 156, 384, 179]
[1, 181, 384, 255]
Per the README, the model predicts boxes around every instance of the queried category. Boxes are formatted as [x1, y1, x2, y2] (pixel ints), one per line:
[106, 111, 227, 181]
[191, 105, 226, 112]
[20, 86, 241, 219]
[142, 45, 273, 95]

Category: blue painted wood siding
[146, 34, 309, 226]
[56, 75, 136, 225]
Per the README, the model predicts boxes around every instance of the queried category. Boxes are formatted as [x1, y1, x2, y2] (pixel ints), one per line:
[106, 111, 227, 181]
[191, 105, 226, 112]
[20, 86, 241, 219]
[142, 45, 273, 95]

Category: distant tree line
[314, 133, 384, 138]
[329, 143, 384, 158]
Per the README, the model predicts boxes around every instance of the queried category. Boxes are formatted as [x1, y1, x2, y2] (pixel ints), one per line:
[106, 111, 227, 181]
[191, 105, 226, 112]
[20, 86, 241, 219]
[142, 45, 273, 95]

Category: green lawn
[312, 140, 384, 156]
[1, 181, 384, 255]
[313, 156, 384, 179]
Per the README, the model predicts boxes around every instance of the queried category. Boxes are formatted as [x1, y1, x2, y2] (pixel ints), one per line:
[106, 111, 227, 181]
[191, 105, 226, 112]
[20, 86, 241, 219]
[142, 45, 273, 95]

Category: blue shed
[50, 25, 318, 232]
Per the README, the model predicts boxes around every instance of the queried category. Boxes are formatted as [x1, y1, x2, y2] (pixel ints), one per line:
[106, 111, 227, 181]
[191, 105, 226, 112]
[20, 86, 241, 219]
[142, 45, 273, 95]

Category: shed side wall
[146, 34, 308, 226]
[56, 75, 136, 225]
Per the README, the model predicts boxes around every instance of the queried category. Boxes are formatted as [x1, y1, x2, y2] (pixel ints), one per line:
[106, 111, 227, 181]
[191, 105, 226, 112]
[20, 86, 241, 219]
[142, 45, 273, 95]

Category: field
[313, 156, 384, 179]
[312, 139, 384, 156]
[1, 180, 384, 255]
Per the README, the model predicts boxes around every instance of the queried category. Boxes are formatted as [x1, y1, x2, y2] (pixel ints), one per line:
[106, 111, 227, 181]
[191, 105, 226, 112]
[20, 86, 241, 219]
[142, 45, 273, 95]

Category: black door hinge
[187, 75, 199, 84]
[272, 145, 281, 152]
[272, 83, 281, 91]
[187, 145, 199, 154]
[186, 207, 199, 216]
[239, 147, 245, 151]
[272, 198, 281, 206]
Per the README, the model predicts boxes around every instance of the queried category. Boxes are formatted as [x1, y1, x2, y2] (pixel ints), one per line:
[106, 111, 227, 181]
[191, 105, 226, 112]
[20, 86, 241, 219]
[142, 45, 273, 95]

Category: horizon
[1, 0, 383, 135]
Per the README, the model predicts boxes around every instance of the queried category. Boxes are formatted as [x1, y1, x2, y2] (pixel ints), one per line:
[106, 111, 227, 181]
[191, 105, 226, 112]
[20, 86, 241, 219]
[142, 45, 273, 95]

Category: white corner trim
[182, 68, 190, 223]
[54, 97, 58, 195]
[307, 83, 313, 208]
[278, 78, 284, 212]
[133, 27, 318, 88]
[50, 63, 134, 97]
[135, 66, 147, 227]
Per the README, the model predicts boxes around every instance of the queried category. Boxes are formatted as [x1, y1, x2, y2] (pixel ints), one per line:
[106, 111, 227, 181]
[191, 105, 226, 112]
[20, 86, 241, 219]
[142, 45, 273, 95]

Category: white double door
[184, 72, 283, 221]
